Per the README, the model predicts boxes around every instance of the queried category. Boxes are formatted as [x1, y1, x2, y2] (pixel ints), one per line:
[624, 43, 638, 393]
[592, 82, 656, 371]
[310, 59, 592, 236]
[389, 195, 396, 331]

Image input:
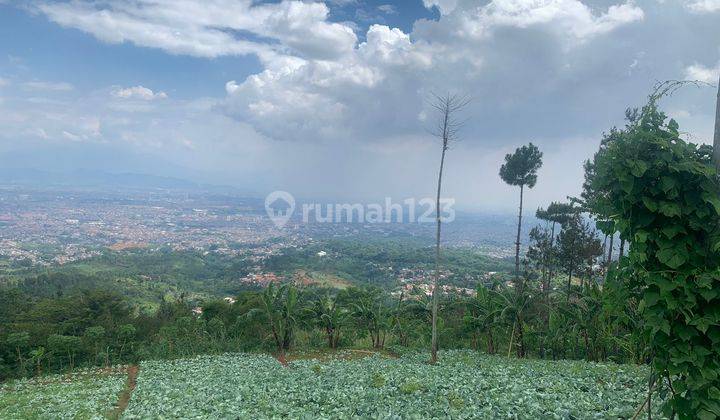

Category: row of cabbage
[0, 366, 127, 419]
[124, 350, 663, 419]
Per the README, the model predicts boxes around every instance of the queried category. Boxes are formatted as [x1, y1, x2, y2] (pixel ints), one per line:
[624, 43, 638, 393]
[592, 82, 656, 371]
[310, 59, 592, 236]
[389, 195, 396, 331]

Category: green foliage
[555, 214, 603, 294]
[536, 202, 576, 225]
[123, 350, 661, 418]
[264, 237, 512, 287]
[303, 290, 347, 349]
[370, 372, 386, 388]
[499, 142, 543, 188]
[348, 287, 392, 349]
[248, 283, 301, 354]
[589, 95, 720, 418]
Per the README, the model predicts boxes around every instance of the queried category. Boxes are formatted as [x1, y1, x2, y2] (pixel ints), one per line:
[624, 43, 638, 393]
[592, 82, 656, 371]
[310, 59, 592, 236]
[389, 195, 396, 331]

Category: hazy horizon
[1, 0, 719, 212]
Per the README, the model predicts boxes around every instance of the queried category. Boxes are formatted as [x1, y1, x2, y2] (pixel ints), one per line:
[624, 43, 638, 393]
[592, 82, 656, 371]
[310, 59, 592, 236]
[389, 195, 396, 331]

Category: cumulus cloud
[112, 86, 168, 100]
[221, 0, 644, 145]
[685, 62, 720, 84]
[683, 0, 720, 13]
[425, 0, 644, 42]
[9, 0, 720, 210]
[34, 0, 357, 60]
[423, 0, 460, 15]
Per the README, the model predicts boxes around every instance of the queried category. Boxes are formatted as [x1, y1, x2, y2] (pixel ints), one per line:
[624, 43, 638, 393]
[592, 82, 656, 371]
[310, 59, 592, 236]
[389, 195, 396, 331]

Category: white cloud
[377, 4, 398, 14]
[684, 0, 720, 13]
[22, 81, 74, 91]
[112, 86, 168, 100]
[685, 62, 720, 83]
[13, 0, 720, 210]
[423, 0, 460, 15]
[0, 77, 8, 87]
[443, 0, 644, 41]
[35, 0, 357, 60]
[221, 0, 644, 144]
[360, 25, 433, 67]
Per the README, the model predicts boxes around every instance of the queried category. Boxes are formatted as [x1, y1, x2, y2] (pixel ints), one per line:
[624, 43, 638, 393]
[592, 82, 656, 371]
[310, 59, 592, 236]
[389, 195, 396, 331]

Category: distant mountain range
[0, 168, 201, 190]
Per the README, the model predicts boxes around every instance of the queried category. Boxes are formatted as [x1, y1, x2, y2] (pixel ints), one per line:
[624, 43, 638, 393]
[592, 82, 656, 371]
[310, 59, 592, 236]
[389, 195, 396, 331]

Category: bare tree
[428, 93, 469, 364]
[714, 74, 720, 171]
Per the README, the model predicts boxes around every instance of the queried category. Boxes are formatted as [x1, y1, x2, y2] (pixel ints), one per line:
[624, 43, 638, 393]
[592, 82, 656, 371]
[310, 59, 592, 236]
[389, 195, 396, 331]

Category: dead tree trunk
[429, 93, 467, 364]
[431, 137, 446, 364]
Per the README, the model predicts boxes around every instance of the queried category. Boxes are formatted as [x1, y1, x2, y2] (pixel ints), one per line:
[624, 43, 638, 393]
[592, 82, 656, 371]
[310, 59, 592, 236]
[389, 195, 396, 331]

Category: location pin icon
[265, 191, 295, 228]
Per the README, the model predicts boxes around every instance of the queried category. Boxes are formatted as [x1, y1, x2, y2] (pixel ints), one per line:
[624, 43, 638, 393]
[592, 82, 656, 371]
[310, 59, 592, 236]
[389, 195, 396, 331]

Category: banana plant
[247, 283, 300, 357]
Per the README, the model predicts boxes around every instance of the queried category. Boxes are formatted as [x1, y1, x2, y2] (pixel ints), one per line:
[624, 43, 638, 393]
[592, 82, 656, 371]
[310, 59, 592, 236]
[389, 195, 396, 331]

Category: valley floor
[1, 350, 665, 419]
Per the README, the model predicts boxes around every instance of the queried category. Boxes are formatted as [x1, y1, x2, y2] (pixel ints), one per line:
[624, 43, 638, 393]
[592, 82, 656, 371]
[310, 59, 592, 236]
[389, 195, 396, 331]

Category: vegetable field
[0, 366, 127, 419]
[124, 350, 663, 419]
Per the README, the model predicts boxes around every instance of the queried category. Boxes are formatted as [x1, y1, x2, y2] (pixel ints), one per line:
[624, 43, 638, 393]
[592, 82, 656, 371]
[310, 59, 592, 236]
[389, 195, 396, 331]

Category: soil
[109, 365, 139, 419]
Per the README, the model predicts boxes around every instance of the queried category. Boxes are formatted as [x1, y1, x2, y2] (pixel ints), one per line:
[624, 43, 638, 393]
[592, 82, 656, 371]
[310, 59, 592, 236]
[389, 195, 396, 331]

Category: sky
[0, 0, 718, 212]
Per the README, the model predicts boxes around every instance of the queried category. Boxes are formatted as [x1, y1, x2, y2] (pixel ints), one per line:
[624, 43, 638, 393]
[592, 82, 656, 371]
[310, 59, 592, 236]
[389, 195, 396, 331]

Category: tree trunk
[395, 291, 407, 346]
[431, 143, 447, 364]
[514, 184, 524, 279]
[566, 269, 573, 301]
[16, 347, 24, 374]
[606, 233, 614, 267]
[270, 324, 284, 357]
[507, 323, 516, 358]
[487, 330, 495, 354]
[619, 239, 625, 258]
[327, 327, 334, 349]
[516, 317, 525, 358]
[713, 73, 720, 172]
[546, 221, 556, 288]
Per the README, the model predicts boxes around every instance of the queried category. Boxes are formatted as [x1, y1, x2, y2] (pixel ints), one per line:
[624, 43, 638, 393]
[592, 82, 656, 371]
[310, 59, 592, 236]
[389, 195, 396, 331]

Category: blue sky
[0, 4, 260, 98]
[0, 1, 435, 98]
[0, 0, 718, 211]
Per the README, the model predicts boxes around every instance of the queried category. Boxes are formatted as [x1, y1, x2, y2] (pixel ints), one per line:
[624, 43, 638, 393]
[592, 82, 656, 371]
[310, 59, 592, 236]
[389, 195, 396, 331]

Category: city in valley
[0, 186, 514, 306]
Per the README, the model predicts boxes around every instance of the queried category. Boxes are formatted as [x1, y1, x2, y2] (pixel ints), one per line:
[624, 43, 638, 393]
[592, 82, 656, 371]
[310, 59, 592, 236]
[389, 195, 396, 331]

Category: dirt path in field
[274, 353, 289, 367]
[110, 365, 139, 419]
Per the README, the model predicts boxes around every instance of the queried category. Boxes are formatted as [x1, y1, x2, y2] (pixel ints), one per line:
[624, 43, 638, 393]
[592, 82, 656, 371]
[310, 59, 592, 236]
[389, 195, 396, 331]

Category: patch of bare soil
[109, 365, 138, 419]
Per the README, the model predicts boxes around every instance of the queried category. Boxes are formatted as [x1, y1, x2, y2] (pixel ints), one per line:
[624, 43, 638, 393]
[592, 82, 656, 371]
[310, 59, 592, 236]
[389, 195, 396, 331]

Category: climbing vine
[590, 93, 720, 418]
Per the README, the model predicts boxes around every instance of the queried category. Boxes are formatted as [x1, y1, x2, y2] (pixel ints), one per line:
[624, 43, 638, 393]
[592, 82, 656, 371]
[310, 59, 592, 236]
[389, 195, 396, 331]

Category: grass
[292, 270, 352, 289]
